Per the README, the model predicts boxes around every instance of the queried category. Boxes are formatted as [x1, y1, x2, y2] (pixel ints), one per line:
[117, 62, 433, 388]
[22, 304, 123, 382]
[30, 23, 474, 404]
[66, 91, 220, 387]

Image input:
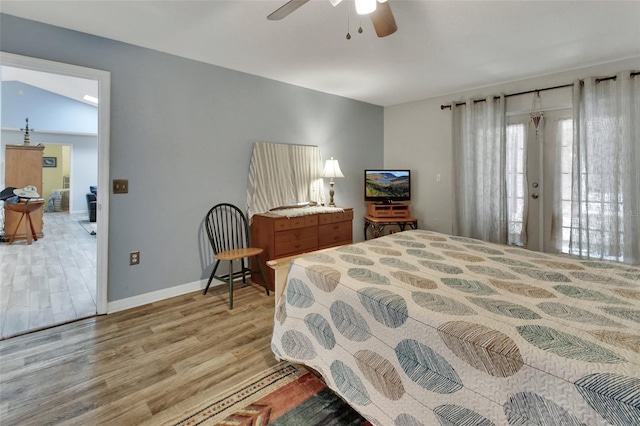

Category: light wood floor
[0, 283, 277, 425]
[0, 212, 97, 339]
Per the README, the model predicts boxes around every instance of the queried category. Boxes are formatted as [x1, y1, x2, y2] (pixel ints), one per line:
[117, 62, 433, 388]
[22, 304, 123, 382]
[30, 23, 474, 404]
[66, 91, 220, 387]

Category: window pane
[557, 119, 573, 253]
[506, 123, 526, 246]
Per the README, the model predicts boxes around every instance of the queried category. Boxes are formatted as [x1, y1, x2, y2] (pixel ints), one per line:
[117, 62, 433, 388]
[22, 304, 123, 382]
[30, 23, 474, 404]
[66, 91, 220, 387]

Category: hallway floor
[0, 212, 97, 339]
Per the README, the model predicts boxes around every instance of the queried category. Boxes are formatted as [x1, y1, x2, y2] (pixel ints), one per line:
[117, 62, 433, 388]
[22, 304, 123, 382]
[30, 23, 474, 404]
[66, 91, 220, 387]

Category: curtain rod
[440, 71, 639, 110]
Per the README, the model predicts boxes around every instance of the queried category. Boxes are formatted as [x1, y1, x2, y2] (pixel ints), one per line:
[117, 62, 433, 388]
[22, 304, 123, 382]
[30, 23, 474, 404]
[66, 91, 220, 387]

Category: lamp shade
[322, 157, 344, 178]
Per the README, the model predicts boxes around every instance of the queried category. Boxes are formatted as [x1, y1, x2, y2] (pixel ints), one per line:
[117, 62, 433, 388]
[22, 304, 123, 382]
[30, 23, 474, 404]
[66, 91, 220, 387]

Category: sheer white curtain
[570, 72, 640, 264]
[246, 142, 324, 219]
[452, 95, 508, 244]
[289, 144, 325, 205]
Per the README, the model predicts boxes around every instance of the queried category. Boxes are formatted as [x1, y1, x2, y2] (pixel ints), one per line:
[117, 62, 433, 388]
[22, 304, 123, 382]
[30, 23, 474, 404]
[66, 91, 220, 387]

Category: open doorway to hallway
[0, 54, 110, 339]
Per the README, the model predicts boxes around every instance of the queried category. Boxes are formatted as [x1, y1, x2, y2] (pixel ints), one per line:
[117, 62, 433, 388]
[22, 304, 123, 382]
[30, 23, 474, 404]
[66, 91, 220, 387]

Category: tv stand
[364, 215, 418, 239]
[367, 202, 410, 218]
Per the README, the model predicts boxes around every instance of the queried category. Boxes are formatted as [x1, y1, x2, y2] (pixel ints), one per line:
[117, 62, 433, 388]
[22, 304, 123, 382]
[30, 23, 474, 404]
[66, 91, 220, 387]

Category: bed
[270, 229, 640, 425]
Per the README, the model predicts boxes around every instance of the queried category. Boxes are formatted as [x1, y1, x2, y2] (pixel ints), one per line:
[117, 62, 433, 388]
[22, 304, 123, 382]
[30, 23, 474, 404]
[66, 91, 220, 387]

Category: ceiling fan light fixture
[329, 0, 342, 6]
[355, 0, 376, 15]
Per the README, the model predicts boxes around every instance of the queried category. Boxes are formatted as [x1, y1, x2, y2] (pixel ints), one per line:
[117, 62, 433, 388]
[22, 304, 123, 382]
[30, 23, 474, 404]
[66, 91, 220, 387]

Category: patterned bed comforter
[270, 230, 640, 426]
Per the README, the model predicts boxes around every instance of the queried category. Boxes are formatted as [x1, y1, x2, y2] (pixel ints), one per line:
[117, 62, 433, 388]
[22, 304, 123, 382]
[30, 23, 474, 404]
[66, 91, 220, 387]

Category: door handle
[531, 193, 539, 199]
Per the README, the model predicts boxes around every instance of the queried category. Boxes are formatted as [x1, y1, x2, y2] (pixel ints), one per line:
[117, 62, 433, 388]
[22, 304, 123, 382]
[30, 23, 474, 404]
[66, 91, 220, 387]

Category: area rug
[77, 219, 97, 235]
[162, 362, 370, 426]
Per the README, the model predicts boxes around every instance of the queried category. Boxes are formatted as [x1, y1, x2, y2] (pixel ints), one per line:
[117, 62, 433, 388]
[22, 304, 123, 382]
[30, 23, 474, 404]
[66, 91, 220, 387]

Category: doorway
[42, 144, 71, 214]
[0, 52, 110, 338]
[506, 109, 572, 254]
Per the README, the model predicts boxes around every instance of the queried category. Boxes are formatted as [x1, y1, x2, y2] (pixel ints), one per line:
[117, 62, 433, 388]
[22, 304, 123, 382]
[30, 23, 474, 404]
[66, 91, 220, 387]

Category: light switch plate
[113, 179, 128, 194]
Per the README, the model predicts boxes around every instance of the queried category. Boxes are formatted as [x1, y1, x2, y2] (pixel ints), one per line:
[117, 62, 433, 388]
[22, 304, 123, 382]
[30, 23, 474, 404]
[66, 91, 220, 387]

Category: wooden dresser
[4, 145, 45, 241]
[251, 208, 353, 290]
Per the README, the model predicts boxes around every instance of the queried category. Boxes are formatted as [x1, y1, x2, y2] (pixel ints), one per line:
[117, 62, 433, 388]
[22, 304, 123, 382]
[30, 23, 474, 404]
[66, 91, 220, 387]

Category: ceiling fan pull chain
[346, 1, 351, 39]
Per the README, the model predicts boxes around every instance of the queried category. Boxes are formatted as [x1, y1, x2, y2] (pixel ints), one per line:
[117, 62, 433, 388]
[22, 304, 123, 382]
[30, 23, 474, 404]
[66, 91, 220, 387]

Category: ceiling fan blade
[267, 0, 310, 20]
[370, 1, 397, 37]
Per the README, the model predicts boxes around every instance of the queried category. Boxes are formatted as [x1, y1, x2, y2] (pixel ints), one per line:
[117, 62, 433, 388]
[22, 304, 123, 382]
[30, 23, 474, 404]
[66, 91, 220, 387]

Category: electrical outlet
[130, 251, 140, 265]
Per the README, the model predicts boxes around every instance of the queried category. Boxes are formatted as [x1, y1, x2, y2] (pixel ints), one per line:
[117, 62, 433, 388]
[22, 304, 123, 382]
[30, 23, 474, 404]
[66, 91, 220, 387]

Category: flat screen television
[364, 170, 411, 203]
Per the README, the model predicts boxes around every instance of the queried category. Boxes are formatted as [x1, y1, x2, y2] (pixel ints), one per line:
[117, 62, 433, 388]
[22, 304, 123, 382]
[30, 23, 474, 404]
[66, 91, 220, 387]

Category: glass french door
[506, 109, 573, 253]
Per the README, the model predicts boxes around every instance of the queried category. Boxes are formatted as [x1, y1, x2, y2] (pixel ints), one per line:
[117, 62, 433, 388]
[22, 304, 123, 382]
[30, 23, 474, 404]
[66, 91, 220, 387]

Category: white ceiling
[1, 0, 639, 107]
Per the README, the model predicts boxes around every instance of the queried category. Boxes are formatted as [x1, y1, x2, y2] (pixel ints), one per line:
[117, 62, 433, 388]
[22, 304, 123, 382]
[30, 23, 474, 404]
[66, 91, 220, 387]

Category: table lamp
[322, 157, 344, 207]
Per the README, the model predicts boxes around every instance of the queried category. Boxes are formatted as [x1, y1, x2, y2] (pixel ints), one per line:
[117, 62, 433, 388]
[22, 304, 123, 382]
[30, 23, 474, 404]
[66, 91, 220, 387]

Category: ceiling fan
[267, 0, 398, 38]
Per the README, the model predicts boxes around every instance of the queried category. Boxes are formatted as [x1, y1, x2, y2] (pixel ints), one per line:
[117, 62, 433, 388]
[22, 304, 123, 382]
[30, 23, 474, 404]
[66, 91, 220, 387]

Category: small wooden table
[364, 215, 418, 240]
[4, 199, 45, 245]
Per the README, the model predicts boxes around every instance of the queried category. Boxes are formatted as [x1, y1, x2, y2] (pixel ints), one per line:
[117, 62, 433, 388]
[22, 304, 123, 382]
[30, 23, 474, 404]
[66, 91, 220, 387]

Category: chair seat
[215, 247, 263, 261]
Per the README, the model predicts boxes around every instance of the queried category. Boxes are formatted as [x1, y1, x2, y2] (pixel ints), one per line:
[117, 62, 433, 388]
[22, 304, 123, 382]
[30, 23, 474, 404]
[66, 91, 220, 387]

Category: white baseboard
[106, 278, 222, 313]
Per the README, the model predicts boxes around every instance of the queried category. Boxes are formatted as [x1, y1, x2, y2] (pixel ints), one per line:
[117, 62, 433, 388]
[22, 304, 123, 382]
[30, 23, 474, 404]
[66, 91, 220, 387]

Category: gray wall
[2, 80, 98, 133]
[1, 14, 384, 302]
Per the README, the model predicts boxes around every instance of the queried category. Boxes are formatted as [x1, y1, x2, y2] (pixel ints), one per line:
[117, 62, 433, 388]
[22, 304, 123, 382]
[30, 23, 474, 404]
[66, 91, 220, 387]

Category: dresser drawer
[274, 236, 318, 257]
[318, 221, 352, 247]
[318, 213, 332, 225]
[273, 214, 318, 231]
[318, 210, 354, 224]
[318, 221, 351, 235]
[274, 226, 317, 244]
[318, 229, 352, 248]
[336, 209, 354, 222]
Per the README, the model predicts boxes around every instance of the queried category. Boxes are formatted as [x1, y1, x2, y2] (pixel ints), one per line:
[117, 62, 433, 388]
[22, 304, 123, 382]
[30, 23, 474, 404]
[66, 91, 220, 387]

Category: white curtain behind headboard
[246, 142, 325, 218]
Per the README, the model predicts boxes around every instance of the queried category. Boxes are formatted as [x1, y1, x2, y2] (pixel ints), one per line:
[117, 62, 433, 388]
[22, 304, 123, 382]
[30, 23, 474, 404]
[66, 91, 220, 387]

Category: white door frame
[1, 52, 110, 315]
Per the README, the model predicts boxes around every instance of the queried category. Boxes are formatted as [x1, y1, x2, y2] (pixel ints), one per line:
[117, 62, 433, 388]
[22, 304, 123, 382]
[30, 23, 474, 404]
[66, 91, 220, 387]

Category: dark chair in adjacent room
[203, 203, 269, 308]
[86, 186, 97, 222]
